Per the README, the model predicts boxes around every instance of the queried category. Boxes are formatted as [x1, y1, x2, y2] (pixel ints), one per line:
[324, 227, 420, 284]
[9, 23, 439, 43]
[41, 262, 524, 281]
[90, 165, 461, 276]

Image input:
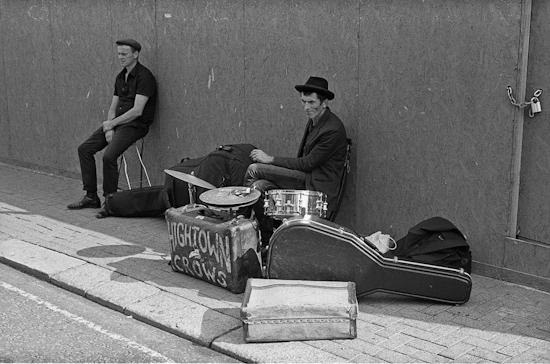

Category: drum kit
[163, 169, 328, 220]
[163, 170, 473, 304]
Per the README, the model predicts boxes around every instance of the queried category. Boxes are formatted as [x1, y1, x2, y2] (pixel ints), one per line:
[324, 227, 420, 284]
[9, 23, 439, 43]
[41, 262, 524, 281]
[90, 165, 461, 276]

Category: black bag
[384, 217, 472, 273]
[164, 144, 256, 207]
[104, 186, 170, 217]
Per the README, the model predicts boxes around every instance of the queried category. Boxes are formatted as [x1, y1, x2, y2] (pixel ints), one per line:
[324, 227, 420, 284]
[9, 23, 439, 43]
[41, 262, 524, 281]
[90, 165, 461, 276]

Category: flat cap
[115, 39, 141, 52]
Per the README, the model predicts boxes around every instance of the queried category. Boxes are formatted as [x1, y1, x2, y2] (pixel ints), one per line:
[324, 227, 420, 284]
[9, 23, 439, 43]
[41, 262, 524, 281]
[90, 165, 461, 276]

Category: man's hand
[250, 149, 274, 164]
[102, 119, 115, 132]
[105, 130, 114, 143]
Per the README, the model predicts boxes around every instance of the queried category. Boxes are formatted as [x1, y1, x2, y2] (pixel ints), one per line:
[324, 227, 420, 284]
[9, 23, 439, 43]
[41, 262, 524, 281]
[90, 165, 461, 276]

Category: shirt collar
[119, 61, 140, 79]
[311, 108, 327, 126]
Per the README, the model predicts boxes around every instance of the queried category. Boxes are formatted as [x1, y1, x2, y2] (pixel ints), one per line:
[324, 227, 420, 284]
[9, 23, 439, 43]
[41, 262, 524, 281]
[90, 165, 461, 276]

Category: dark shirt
[114, 62, 157, 129]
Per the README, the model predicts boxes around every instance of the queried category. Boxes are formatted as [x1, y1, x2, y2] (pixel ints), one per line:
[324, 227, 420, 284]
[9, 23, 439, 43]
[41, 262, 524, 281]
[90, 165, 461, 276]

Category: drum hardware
[199, 186, 261, 219]
[164, 169, 216, 204]
[264, 190, 328, 220]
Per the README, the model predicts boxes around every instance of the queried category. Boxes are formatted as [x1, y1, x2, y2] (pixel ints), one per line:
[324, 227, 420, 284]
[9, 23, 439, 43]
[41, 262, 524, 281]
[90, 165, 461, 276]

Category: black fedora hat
[295, 76, 334, 100]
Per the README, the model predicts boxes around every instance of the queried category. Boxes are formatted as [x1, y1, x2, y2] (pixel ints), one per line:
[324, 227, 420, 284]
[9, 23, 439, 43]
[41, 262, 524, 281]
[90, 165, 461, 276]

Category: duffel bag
[164, 144, 256, 208]
[104, 185, 170, 217]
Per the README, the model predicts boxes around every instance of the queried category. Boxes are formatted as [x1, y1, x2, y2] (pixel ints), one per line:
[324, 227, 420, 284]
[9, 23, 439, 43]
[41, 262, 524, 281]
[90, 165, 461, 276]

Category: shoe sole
[67, 204, 101, 210]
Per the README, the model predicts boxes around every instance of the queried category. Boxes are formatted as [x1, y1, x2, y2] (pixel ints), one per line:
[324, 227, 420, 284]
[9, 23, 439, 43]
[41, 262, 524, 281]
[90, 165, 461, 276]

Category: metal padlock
[531, 97, 542, 114]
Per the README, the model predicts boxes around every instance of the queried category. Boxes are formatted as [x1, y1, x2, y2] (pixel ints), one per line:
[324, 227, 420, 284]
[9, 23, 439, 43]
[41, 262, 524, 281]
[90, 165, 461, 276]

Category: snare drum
[264, 190, 327, 219]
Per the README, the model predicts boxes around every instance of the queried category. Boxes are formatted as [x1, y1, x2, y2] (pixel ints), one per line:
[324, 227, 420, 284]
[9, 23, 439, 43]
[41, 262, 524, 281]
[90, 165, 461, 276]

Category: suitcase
[104, 186, 170, 217]
[266, 215, 472, 304]
[240, 278, 358, 343]
[165, 205, 262, 293]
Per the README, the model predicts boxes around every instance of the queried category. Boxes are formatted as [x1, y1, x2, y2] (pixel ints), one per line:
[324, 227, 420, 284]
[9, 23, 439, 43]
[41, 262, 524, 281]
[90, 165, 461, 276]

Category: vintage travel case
[240, 278, 358, 343]
[166, 206, 262, 294]
[266, 215, 472, 304]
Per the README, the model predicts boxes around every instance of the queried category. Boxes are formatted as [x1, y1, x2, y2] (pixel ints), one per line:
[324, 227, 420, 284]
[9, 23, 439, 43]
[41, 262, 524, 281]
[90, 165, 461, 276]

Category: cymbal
[199, 186, 261, 207]
[164, 169, 216, 190]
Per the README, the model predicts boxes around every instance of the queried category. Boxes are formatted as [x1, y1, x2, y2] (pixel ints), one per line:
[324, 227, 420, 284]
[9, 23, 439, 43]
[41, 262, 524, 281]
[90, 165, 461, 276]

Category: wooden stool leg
[134, 142, 151, 188]
[122, 154, 132, 189]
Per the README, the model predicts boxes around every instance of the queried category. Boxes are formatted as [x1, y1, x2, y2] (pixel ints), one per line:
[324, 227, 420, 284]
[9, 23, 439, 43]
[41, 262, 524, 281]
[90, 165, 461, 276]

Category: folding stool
[118, 138, 151, 190]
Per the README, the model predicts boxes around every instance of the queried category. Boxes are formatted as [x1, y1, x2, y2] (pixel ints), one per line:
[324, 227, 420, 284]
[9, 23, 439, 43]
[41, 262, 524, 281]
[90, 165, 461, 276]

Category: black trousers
[77, 125, 148, 196]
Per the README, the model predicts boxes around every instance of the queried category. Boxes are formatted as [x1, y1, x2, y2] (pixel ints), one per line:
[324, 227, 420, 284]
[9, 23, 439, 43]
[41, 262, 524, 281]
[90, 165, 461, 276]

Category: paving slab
[212, 329, 348, 363]
[0, 239, 86, 281]
[126, 291, 242, 347]
[51, 263, 121, 296]
[1, 162, 550, 363]
[86, 274, 162, 313]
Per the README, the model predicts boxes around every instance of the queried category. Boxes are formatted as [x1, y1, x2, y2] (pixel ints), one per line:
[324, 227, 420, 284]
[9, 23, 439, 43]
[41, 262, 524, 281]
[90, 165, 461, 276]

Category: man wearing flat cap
[67, 39, 157, 218]
[244, 76, 348, 246]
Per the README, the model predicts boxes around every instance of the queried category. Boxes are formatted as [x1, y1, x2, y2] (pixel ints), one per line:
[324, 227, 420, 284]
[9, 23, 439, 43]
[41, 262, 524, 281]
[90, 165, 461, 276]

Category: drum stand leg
[187, 183, 196, 205]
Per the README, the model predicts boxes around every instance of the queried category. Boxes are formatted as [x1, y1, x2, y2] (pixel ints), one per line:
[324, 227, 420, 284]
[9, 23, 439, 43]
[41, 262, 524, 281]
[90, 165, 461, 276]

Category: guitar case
[266, 215, 472, 304]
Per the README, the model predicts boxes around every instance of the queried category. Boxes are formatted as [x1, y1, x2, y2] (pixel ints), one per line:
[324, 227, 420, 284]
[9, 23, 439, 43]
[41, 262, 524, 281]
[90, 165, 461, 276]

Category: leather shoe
[67, 196, 100, 210]
[95, 206, 110, 219]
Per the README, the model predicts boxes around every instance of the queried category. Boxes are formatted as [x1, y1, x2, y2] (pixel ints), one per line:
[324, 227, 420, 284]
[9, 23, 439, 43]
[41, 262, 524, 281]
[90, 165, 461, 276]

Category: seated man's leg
[245, 163, 306, 192]
[68, 127, 108, 209]
[245, 163, 307, 212]
[101, 126, 148, 196]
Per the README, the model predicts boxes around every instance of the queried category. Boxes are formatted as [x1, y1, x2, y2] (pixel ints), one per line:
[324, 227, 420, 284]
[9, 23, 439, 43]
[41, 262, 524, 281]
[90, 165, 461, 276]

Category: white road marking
[1, 281, 174, 363]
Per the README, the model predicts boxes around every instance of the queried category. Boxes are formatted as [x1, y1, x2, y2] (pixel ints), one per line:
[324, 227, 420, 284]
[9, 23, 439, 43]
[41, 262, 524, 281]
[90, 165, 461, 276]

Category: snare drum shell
[265, 190, 327, 218]
[166, 206, 262, 293]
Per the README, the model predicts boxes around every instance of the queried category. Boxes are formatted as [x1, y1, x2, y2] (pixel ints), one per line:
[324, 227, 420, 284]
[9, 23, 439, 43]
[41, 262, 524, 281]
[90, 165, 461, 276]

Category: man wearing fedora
[67, 39, 157, 218]
[244, 76, 348, 245]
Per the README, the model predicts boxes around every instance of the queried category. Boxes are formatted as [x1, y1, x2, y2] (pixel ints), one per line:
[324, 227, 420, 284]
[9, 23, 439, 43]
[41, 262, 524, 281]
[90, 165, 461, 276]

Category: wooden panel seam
[508, 0, 532, 239]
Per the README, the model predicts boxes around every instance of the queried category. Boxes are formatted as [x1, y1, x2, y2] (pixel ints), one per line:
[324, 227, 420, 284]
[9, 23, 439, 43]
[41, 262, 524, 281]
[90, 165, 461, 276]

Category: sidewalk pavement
[0, 162, 549, 363]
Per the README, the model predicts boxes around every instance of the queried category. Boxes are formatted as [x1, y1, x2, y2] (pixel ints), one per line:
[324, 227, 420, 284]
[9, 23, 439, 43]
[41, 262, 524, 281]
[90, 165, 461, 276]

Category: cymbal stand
[187, 183, 196, 205]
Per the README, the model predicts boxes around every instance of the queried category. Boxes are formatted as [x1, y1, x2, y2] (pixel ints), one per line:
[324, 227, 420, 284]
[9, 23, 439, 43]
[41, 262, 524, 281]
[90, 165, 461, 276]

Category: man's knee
[251, 180, 273, 194]
[246, 163, 263, 179]
[102, 148, 121, 165]
[245, 163, 261, 187]
[77, 141, 96, 158]
[77, 143, 86, 156]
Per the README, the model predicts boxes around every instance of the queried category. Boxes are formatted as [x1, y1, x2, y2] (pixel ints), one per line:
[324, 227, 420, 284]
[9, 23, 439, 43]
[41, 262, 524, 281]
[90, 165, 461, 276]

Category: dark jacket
[273, 107, 348, 217]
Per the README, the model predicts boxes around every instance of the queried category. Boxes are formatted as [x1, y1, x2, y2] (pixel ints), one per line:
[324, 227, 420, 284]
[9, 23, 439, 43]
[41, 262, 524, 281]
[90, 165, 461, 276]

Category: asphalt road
[0, 264, 241, 363]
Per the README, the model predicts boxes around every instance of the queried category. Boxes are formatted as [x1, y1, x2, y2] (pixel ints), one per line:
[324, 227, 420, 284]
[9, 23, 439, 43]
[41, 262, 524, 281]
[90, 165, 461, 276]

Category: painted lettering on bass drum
[167, 221, 232, 273]
[171, 254, 228, 287]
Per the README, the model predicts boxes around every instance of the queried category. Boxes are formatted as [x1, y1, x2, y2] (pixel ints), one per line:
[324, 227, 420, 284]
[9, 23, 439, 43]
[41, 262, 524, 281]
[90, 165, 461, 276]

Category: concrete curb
[0, 239, 244, 356]
[2, 162, 550, 363]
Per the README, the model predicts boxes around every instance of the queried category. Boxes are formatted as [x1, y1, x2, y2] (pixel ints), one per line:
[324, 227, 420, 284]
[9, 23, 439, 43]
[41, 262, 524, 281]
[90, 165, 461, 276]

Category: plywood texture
[357, 0, 521, 267]
[2, 1, 57, 166]
[49, 0, 113, 173]
[0, 0, 543, 284]
[155, 0, 246, 173]
[503, 238, 550, 279]
[518, 0, 550, 244]
[0, 0, 10, 156]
